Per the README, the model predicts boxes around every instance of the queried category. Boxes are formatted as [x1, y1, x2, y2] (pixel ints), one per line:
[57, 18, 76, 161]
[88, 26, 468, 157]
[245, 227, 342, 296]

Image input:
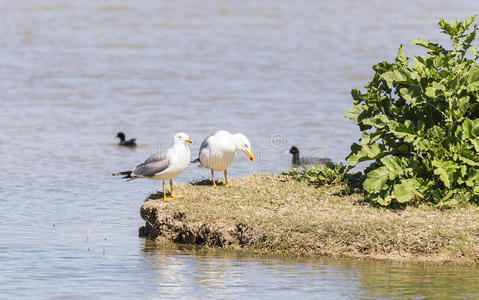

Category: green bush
[281, 162, 349, 187]
[345, 16, 479, 207]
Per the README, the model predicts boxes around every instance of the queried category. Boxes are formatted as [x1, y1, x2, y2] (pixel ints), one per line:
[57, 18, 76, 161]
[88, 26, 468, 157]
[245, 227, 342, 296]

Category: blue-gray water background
[1, 1, 479, 298]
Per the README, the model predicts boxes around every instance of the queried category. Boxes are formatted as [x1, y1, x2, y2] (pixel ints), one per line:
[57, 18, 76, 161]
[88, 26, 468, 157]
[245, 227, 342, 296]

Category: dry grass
[140, 174, 479, 264]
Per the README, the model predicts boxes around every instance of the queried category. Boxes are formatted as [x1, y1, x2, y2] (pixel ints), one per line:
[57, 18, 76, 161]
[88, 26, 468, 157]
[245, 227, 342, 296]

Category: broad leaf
[390, 120, 416, 143]
[432, 160, 459, 188]
[467, 64, 479, 85]
[346, 143, 387, 167]
[344, 105, 366, 122]
[363, 166, 389, 193]
[391, 179, 421, 203]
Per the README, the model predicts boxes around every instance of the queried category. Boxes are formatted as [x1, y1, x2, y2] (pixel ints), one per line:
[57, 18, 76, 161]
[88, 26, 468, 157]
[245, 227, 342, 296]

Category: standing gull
[193, 130, 254, 187]
[114, 132, 192, 201]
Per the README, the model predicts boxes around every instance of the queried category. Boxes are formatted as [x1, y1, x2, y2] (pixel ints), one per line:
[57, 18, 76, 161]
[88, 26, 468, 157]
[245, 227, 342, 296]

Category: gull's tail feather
[112, 170, 132, 178]
[118, 171, 139, 181]
[191, 158, 206, 168]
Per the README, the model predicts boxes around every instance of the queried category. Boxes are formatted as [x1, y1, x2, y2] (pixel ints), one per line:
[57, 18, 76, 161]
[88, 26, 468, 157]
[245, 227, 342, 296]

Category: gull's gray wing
[199, 133, 213, 154]
[192, 133, 213, 164]
[143, 150, 168, 164]
[131, 159, 170, 177]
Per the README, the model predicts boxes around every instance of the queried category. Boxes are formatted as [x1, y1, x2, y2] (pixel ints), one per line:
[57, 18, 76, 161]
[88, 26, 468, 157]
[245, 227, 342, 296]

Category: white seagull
[193, 130, 254, 187]
[114, 132, 192, 201]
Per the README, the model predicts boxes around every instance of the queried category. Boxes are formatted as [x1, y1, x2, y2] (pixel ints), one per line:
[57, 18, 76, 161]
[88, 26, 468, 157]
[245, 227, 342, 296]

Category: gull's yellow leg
[163, 180, 173, 202]
[224, 169, 229, 187]
[170, 179, 183, 198]
[211, 169, 218, 188]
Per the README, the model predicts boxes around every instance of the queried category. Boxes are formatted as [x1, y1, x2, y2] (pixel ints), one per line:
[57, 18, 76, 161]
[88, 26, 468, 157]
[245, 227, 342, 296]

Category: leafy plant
[282, 162, 349, 186]
[345, 16, 479, 206]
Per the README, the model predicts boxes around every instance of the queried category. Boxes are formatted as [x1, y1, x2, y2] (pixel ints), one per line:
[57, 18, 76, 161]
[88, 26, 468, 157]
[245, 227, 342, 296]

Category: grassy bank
[140, 174, 479, 264]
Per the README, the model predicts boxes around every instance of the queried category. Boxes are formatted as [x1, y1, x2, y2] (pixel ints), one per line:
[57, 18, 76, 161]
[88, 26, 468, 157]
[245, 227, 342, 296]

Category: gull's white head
[233, 133, 254, 161]
[174, 132, 193, 144]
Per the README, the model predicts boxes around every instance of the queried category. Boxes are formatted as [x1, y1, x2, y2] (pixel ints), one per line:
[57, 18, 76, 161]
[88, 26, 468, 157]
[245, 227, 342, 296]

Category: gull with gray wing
[193, 130, 254, 187]
[113, 132, 192, 201]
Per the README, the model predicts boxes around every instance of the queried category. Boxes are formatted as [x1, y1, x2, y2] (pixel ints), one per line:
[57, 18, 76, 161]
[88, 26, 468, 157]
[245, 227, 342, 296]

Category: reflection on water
[141, 242, 479, 299]
[2, 0, 479, 298]
[141, 242, 369, 298]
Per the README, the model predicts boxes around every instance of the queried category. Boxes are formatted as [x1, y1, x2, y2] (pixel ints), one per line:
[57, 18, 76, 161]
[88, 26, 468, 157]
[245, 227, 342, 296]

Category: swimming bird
[193, 130, 254, 187]
[113, 132, 192, 201]
[287, 146, 332, 167]
[116, 132, 137, 147]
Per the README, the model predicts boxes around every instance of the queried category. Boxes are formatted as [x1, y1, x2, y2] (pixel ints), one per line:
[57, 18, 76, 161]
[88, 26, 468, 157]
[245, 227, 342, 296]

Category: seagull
[113, 132, 192, 201]
[116, 132, 137, 147]
[287, 146, 332, 167]
[193, 130, 254, 187]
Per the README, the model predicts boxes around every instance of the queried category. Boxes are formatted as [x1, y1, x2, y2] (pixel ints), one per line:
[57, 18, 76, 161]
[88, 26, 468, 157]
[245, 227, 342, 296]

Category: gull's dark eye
[244, 144, 247, 147]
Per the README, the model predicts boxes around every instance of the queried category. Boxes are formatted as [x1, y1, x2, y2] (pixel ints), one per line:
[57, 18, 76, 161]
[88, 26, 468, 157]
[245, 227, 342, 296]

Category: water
[1, 0, 479, 298]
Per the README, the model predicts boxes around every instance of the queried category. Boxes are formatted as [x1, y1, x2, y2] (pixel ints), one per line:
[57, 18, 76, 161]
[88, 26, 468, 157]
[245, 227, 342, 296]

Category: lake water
[1, 0, 479, 298]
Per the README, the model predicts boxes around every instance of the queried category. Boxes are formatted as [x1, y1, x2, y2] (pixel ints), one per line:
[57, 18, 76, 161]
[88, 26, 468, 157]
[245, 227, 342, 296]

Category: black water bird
[116, 132, 137, 147]
[287, 146, 331, 166]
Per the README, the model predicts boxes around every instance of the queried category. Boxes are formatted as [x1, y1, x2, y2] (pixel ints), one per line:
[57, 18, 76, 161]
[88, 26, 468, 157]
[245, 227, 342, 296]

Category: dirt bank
[139, 174, 479, 264]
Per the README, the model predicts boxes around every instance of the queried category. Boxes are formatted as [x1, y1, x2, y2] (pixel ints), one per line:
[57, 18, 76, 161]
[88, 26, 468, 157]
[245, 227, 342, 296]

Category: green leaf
[432, 160, 459, 188]
[344, 105, 366, 122]
[362, 143, 384, 157]
[391, 178, 421, 203]
[471, 137, 479, 152]
[457, 148, 479, 166]
[351, 88, 364, 104]
[399, 86, 421, 103]
[380, 156, 404, 180]
[390, 120, 416, 142]
[463, 119, 473, 139]
[345, 149, 362, 167]
[398, 144, 409, 152]
[346, 143, 387, 167]
[471, 45, 478, 56]
[413, 56, 429, 68]
[381, 69, 419, 84]
[467, 64, 479, 85]
[433, 55, 445, 68]
[396, 44, 408, 65]
[375, 196, 392, 206]
[364, 166, 389, 193]
[410, 37, 445, 53]
[362, 114, 390, 129]
[473, 120, 479, 136]
[463, 15, 476, 28]
[466, 170, 479, 187]
[456, 96, 470, 117]
[381, 70, 406, 82]
[398, 44, 405, 58]
[425, 81, 446, 98]
[466, 82, 479, 92]
[360, 132, 381, 144]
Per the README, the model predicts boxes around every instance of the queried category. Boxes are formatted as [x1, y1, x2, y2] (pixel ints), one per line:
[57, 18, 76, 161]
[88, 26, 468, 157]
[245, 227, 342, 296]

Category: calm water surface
[1, 0, 479, 298]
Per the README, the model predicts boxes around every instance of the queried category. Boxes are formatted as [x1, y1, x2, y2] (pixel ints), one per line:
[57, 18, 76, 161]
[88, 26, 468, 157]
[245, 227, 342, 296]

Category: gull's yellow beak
[246, 151, 255, 161]
[185, 139, 193, 143]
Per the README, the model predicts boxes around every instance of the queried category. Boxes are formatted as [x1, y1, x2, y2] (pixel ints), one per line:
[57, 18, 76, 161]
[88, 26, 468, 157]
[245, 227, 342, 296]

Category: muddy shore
[140, 174, 479, 264]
